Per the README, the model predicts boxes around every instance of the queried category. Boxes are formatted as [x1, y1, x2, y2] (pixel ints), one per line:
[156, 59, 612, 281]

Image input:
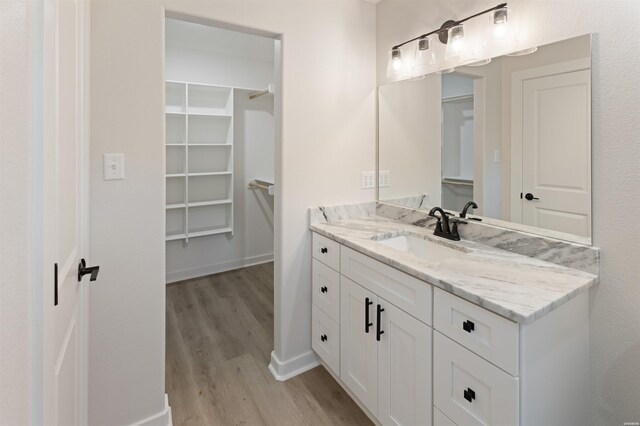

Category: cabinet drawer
[434, 288, 519, 376]
[434, 332, 519, 426]
[312, 232, 340, 271]
[341, 246, 432, 325]
[434, 407, 457, 426]
[312, 305, 340, 376]
[312, 259, 340, 322]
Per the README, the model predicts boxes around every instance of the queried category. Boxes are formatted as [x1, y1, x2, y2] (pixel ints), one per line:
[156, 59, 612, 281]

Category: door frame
[509, 57, 591, 223]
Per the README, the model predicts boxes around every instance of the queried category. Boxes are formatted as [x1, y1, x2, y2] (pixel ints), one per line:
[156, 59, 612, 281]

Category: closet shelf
[166, 203, 186, 210]
[165, 80, 235, 242]
[189, 199, 232, 207]
[188, 172, 232, 177]
[188, 227, 233, 238]
[166, 233, 187, 241]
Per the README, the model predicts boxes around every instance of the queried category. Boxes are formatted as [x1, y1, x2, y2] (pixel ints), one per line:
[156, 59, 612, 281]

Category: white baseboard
[166, 253, 274, 284]
[268, 350, 319, 381]
[130, 394, 172, 426]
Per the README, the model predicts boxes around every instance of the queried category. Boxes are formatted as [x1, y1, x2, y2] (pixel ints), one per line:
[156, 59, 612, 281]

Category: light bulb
[392, 48, 402, 70]
[445, 24, 477, 65]
[488, 7, 516, 54]
[412, 36, 437, 76]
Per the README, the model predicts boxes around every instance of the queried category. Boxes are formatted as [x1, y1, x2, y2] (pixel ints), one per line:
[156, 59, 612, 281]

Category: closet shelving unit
[165, 81, 234, 242]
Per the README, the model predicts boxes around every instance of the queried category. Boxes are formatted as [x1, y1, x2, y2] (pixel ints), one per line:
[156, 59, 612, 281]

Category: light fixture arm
[391, 2, 507, 50]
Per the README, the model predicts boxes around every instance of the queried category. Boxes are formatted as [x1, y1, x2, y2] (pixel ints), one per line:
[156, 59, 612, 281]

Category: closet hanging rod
[247, 179, 274, 195]
[249, 83, 275, 99]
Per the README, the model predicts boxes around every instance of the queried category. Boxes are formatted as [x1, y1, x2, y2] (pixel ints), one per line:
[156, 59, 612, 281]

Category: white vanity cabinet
[311, 233, 341, 375]
[432, 287, 589, 426]
[310, 231, 589, 426]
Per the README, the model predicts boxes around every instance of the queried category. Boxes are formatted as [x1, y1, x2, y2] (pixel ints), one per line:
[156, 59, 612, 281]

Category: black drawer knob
[463, 320, 475, 333]
[320, 334, 327, 342]
[464, 387, 476, 402]
[321, 286, 328, 293]
[320, 247, 328, 254]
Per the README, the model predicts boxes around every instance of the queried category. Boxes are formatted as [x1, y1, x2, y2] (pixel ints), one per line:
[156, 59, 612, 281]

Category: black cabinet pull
[365, 297, 373, 333]
[321, 286, 328, 293]
[376, 304, 385, 341]
[320, 334, 327, 342]
[463, 320, 475, 333]
[463, 387, 476, 402]
[320, 247, 328, 254]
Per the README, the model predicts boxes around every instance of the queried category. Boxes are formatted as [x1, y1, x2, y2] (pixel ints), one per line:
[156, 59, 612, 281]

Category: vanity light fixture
[488, 6, 517, 52]
[412, 35, 437, 75]
[386, 2, 536, 78]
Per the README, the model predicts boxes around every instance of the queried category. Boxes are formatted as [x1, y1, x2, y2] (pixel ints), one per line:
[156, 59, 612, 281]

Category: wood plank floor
[166, 263, 372, 426]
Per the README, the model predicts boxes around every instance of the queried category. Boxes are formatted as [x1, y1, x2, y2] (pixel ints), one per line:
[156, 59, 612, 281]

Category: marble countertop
[310, 216, 598, 324]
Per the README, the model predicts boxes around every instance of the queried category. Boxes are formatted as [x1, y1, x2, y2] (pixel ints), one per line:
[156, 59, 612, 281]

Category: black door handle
[464, 387, 476, 402]
[320, 247, 328, 254]
[321, 286, 328, 293]
[365, 297, 373, 333]
[376, 304, 385, 341]
[320, 334, 327, 342]
[78, 259, 100, 282]
[524, 192, 539, 201]
[463, 320, 475, 333]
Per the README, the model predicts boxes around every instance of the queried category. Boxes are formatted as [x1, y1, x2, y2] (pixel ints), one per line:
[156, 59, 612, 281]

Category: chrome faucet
[428, 207, 461, 241]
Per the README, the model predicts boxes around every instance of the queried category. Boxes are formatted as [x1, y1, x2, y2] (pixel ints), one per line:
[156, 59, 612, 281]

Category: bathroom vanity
[309, 203, 598, 426]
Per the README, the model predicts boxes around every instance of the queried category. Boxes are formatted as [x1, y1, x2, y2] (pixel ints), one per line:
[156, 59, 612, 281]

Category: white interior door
[521, 69, 591, 237]
[42, 0, 90, 424]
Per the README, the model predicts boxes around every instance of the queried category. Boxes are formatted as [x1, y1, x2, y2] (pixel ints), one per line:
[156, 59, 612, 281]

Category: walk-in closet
[164, 18, 277, 283]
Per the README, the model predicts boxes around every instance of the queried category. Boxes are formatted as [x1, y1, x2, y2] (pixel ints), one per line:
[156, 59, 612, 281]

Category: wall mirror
[378, 34, 592, 244]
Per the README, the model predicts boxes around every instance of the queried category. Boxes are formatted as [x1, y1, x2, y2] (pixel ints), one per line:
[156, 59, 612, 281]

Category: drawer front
[434, 407, 457, 426]
[434, 288, 519, 376]
[312, 305, 340, 376]
[312, 259, 340, 322]
[434, 332, 519, 426]
[341, 246, 432, 325]
[312, 232, 340, 271]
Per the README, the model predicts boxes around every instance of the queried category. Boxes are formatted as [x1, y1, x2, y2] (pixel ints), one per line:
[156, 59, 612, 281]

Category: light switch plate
[104, 153, 125, 180]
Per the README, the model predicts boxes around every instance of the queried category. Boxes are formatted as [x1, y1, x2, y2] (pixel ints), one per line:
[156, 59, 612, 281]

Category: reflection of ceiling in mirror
[378, 34, 592, 244]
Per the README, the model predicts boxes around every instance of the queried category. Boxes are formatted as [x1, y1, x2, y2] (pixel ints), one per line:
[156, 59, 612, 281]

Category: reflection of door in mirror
[511, 60, 591, 238]
[441, 74, 474, 212]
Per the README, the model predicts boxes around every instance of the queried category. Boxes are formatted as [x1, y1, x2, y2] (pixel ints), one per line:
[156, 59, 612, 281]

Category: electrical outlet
[379, 170, 390, 188]
[361, 171, 375, 189]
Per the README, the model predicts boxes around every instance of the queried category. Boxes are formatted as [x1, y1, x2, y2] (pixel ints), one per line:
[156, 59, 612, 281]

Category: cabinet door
[340, 277, 378, 416]
[378, 300, 432, 426]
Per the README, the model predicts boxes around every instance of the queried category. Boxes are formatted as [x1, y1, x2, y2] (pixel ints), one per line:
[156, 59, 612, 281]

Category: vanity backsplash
[310, 201, 599, 276]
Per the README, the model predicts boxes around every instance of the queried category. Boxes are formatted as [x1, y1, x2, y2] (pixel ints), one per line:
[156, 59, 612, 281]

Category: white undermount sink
[375, 234, 466, 263]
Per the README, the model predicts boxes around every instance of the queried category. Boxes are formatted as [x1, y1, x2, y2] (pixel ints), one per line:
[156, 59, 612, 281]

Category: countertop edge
[310, 224, 597, 325]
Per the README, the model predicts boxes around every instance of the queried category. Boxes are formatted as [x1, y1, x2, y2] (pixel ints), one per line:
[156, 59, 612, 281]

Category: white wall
[165, 20, 276, 282]
[377, 1, 640, 423]
[0, 1, 34, 424]
[89, 0, 376, 424]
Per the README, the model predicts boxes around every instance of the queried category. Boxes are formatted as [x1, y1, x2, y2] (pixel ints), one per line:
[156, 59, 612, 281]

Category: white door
[378, 301, 432, 426]
[42, 0, 91, 424]
[512, 64, 591, 238]
[340, 277, 378, 416]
